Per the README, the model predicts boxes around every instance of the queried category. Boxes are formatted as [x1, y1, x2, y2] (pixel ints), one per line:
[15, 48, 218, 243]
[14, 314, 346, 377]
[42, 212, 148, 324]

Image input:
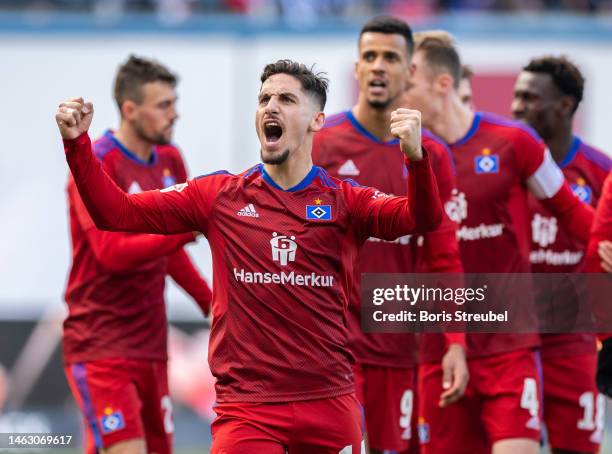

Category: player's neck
[351, 103, 396, 142]
[432, 96, 474, 145]
[546, 128, 574, 165]
[114, 125, 154, 162]
[263, 143, 314, 190]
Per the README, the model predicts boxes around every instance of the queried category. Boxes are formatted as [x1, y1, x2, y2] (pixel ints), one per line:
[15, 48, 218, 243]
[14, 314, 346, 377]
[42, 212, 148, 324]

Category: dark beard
[367, 98, 391, 110]
[134, 123, 171, 145]
[261, 148, 290, 165]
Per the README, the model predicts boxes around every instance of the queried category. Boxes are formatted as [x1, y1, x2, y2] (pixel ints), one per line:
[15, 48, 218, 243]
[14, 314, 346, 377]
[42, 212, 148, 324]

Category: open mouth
[264, 120, 284, 144]
[369, 79, 387, 92]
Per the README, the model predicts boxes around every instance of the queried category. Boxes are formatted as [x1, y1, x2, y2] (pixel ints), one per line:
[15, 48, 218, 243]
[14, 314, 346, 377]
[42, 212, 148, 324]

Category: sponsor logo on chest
[233, 232, 335, 288]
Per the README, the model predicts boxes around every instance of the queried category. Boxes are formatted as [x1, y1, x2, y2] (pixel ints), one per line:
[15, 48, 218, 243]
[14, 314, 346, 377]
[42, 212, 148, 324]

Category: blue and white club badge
[99, 408, 126, 434]
[571, 178, 592, 204]
[306, 199, 332, 221]
[474, 148, 499, 174]
[162, 168, 177, 188]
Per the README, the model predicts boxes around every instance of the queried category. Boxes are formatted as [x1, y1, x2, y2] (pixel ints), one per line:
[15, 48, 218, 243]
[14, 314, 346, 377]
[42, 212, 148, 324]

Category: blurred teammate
[585, 172, 612, 397]
[313, 16, 467, 454]
[62, 56, 212, 454]
[512, 55, 611, 454]
[405, 34, 594, 454]
[459, 65, 474, 110]
[55, 59, 443, 453]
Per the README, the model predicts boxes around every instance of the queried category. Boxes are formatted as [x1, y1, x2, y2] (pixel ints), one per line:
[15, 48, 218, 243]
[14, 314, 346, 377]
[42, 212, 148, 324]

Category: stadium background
[1, 0, 612, 452]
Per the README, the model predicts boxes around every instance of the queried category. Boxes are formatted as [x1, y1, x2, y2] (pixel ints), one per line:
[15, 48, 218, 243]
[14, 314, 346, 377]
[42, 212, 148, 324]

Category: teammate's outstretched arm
[524, 147, 594, 243]
[56, 98, 204, 235]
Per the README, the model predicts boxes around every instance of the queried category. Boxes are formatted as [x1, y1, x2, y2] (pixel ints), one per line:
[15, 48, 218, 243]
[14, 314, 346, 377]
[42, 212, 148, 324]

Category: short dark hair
[260, 59, 329, 110]
[415, 33, 462, 89]
[359, 15, 414, 55]
[113, 55, 177, 111]
[523, 56, 584, 114]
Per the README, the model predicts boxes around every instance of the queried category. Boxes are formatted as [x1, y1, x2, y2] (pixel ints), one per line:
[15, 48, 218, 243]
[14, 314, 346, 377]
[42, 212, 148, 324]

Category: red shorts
[353, 363, 418, 453]
[418, 349, 542, 453]
[542, 353, 604, 453]
[211, 393, 364, 453]
[64, 358, 172, 454]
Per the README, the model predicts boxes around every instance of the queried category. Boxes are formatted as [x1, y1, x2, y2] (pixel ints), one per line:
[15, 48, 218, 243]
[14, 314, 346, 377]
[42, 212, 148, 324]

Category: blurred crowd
[2, 0, 611, 17]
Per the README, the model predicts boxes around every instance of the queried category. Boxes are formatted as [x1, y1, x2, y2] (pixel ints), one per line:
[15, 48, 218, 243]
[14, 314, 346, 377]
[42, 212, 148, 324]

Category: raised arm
[57, 98, 205, 235]
[346, 109, 442, 241]
[69, 179, 196, 272]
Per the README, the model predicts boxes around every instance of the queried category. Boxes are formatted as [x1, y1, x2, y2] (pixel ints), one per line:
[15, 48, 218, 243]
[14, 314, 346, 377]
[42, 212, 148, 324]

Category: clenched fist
[55, 97, 94, 140]
[390, 108, 423, 161]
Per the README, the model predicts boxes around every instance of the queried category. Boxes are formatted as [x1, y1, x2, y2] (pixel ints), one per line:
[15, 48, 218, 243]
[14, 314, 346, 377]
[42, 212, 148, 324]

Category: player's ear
[436, 73, 454, 96]
[558, 95, 576, 117]
[121, 100, 138, 121]
[353, 59, 359, 81]
[309, 111, 325, 133]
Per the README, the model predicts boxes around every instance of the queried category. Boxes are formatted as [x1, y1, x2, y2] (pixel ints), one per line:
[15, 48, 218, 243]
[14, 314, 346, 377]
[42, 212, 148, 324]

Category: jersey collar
[346, 110, 400, 145]
[452, 112, 482, 147]
[261, 165, 319, 192]
[558, 136, 581, 169]
[104, 130, 158, 166]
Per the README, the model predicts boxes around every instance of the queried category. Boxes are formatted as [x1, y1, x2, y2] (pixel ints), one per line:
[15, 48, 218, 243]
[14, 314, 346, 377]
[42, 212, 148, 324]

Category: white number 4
[520, 378, 539, 416]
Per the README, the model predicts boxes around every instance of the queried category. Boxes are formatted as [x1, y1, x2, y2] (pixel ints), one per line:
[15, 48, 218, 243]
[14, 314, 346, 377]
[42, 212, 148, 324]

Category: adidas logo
[128, 181, 143, 194]
[338, 159, 360, 176]
[237, 203, 259, 218]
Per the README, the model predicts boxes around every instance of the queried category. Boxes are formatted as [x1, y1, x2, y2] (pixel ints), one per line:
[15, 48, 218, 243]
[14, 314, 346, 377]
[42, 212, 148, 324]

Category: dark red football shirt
[529, 137, 611, 358]
[586, 171, 612, 274]
[312, 110, 463, 367]
[63, 130, 205, 364]
[448, 112, 593, 358]
[63, 132, 442, 402]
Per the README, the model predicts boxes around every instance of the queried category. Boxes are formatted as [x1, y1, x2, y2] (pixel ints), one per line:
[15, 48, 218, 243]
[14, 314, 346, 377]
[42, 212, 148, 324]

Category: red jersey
[64, 130, 205, 364]
[586, 170, 612, 273]
[312, 110, 463, 367]
[529, 137, 611, 358]
[449, 112, 593, 358]
[63, 132, 442, 403]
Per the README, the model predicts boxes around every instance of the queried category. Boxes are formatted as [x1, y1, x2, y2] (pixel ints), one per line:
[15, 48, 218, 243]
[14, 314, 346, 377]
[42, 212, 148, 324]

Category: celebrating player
[313, 16, 467, 454]
[405, 34, 594, 454]
[62, 56, 212, 454]
[55, 59, 442, 453]
[512, 55, 611, 454]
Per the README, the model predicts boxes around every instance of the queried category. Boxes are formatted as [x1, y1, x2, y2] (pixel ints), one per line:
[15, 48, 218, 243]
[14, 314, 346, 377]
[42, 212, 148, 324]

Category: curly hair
[523, 56, 584, 113]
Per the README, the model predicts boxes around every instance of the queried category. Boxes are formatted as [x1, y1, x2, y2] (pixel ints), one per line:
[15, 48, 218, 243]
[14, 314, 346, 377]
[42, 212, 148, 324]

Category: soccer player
[55, 59, 443, 454]
[512, 56, 611, 454]
[404, 34, 594, 454]
[312, 16, 467, 454]
[62, 56, 212, 454]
